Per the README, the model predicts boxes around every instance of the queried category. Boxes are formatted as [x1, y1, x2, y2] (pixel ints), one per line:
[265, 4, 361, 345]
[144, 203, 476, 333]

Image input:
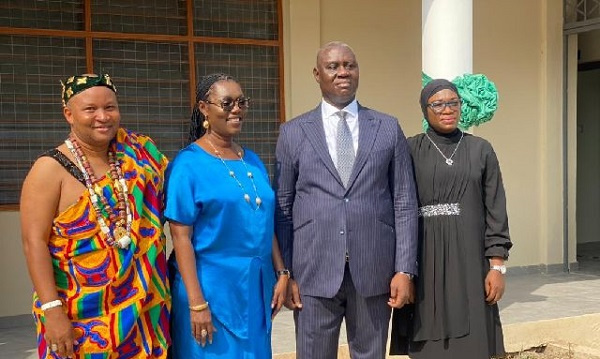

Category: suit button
[340, 230, 345, 235]
[344, 198, 349, 202]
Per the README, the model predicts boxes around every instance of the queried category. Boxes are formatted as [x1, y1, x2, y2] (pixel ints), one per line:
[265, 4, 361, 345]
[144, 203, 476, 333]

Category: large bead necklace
[64, 136, 132, 249]
[205, 138, 262, 210]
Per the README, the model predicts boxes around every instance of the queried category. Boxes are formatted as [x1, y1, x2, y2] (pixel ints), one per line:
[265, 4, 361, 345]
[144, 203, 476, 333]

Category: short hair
[316, 41, 356, 65]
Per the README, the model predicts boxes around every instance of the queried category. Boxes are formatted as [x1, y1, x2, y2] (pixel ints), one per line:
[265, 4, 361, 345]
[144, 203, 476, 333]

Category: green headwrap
[61, 74, 117, 107]
[421, 72, 498, 131]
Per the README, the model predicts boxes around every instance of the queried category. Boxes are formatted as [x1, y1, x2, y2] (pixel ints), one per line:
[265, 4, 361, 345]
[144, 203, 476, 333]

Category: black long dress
[390, 128, 512, 359]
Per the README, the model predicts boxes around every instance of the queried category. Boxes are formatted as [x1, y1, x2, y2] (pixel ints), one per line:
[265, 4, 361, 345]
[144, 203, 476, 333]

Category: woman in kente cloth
[21, 74, 170, 358]
[390, 78, 513, 359]
[165, 73, 288, 358]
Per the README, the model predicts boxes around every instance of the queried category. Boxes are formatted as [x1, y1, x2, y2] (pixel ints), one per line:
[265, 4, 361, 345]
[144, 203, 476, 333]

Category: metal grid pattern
[92, 0, 187, 35]
[0, 0, 84, 30]
[93, 39, 191, 159]
[0, 36, 86, 204]
[195, 42, 281, 176]
[565, 0, 600, 24]
[193, 0, 278, 40]
[0, 0, 281, 206]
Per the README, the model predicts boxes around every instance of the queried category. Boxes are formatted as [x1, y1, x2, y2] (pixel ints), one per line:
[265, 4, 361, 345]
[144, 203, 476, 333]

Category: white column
[422, 0, 472, 80]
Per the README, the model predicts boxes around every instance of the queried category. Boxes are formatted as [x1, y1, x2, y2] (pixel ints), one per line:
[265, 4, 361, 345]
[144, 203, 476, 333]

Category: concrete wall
[0, 212, 33, 317]
[473, 0, 569, 268]
[1, 0, 568, 317]
[473, 0, 546, 268]
[284, 0, 423, 129]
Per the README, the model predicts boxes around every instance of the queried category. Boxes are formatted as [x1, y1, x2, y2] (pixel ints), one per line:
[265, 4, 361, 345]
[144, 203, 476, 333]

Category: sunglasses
[205, 97, 250, 112]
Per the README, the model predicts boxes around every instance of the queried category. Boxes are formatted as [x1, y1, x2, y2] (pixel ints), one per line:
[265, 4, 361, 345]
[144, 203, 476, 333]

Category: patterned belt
[418, 203, 461, 217]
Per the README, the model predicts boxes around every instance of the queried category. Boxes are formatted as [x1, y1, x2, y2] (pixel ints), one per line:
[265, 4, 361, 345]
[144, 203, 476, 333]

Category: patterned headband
[61, 74, 117, 107]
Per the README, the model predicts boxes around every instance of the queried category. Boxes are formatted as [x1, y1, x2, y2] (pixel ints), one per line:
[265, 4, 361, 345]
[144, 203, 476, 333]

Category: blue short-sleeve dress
[165, 143, 276, 358]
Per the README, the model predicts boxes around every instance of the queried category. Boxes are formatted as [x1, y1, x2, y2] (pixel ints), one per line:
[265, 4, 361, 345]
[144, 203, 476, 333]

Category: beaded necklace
[205, 138, 262, 210]
[64, 136, 132, 249]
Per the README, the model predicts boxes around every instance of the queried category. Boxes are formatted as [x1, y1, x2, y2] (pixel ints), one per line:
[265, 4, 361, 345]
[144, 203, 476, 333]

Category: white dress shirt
[320, 99, 359, 167]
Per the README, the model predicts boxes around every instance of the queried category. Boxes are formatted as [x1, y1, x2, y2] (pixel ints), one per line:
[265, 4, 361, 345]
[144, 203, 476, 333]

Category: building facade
[1, 0, 599, 318]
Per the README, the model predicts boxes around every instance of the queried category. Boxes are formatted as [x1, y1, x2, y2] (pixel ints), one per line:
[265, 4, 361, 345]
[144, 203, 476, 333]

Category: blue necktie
[336, 111, 355, 187]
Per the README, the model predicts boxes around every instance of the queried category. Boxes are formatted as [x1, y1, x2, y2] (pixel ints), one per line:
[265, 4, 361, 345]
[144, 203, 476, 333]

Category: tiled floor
[2, 243, 600, 358]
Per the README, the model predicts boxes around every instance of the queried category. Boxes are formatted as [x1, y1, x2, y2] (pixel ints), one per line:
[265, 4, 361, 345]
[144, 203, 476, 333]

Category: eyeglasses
[427, 100, 461, 114]
[205, 97, 250, 112]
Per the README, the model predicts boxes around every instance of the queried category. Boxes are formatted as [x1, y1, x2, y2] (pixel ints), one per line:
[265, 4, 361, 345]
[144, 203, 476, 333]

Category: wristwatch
[490, 265, 506, 274]
[276, 269, 291, 278]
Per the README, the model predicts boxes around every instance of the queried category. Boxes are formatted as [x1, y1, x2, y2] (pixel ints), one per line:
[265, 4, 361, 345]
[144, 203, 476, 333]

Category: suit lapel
[300, 107, 344, 185]
[346, 105, 380, 189]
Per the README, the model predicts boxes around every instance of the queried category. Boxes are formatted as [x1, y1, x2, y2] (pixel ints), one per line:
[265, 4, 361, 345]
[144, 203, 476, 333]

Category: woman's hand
[190, 308, 216, 347]
[271, 275, 289, 319]
[43, 308, 78, 358]
[485, 269, 505, 305]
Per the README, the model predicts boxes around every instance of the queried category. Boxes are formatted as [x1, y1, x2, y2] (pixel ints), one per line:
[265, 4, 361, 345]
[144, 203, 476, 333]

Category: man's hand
[283, 279, 303, 310]
[388, 272, 414, 309]
[271, 275, 289, 319]
[43, 308, 77, 358]
[485, 269, 505, 305]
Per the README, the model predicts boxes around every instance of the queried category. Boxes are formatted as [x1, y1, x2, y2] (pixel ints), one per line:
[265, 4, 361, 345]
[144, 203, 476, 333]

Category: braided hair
[188, 73, 236, 143]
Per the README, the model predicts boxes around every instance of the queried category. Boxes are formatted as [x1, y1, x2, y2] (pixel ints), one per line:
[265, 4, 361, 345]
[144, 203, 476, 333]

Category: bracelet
[276, 269, 290, 278]
[41, 299, 63, 312]
[189, 302, 209, 312]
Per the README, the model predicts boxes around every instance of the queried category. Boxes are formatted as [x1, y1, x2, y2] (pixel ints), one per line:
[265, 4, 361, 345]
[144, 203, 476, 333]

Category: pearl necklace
[425, 130, 464, 166]
[205, 138, 262, 210]
[65, 136, 132, 249]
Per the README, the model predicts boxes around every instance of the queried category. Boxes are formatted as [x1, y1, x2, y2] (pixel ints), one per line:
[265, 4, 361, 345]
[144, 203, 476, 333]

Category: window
[0, 0, 283, 207]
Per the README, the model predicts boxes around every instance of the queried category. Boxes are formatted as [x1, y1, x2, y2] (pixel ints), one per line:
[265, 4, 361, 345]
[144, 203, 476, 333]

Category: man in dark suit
[274, 41, 419, 358]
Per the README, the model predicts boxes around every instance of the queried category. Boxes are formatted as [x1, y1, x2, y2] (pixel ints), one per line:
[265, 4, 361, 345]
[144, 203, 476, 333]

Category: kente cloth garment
[165, 143, 276, 359]
[390, 129, 512, 359]
[32, 128, 171, 359]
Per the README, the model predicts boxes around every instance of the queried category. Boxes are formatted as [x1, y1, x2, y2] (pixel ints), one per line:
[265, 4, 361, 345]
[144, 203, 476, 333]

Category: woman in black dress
[391, 79, 513, 359]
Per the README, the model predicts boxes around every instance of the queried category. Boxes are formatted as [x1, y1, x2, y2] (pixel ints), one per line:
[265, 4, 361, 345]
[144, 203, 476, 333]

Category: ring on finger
[200, 329, 208, 338]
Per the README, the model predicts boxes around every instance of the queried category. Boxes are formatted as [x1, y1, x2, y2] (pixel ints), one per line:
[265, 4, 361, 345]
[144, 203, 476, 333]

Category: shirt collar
[321, 99, 358, 119]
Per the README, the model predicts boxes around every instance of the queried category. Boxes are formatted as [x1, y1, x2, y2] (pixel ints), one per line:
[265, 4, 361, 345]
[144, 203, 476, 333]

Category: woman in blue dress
[165, 73, 289, 358]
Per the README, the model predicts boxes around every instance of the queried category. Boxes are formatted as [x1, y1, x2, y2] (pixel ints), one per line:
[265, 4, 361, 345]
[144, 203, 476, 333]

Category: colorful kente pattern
[32, 128, 170, 359]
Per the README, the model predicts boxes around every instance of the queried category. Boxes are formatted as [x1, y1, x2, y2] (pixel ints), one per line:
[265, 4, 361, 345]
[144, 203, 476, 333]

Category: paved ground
[2, 246, 599, 359]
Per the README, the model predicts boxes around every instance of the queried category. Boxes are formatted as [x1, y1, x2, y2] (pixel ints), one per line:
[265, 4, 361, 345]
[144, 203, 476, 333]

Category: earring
[202, 120, 210, 129]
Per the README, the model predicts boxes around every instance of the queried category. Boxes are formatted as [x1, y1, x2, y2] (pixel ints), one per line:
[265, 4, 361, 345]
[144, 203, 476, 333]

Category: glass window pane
[91, 0, 187, 35]
[194, 0, 278, 40]
[0, 36, 86, 205]
[196, 42, 280, 177]
[93, 39, 191, 159]
[0, 0, 84, 31]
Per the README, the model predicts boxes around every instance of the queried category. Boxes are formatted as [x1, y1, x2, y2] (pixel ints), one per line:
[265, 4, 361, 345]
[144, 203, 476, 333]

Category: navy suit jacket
[274, 103, 418, 298]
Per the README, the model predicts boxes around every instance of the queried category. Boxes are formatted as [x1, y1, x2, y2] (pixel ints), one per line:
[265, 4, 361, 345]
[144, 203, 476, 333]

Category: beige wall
[474, 0, 569, 267]
[0, 212, 34, 316]
[284, 0, 423, 132]
[473, 0, 546, 267]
